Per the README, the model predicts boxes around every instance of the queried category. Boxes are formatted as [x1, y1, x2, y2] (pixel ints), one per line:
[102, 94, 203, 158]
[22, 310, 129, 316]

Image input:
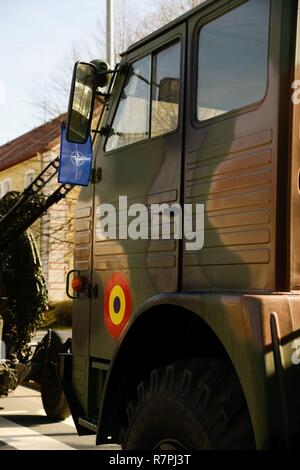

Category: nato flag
[58, 123, 93, 187]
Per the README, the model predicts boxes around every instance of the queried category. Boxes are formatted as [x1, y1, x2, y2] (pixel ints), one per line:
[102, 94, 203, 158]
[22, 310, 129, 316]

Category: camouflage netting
[0, 191, 48, 364]
[0, 362, 18, 397]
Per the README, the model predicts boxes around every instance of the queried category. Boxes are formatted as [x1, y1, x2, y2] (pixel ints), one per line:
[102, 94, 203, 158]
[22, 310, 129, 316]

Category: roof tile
[0, 114, 66, 172]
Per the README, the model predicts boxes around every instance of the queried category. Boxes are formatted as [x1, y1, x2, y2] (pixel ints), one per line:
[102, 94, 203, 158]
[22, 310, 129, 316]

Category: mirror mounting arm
[95, 66, 120, 87]
[91, 124, 110, 136]
[105, 69, 119, 75]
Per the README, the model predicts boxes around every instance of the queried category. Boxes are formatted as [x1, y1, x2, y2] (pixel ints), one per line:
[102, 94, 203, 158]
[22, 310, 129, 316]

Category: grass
[40, 300, 72, 329]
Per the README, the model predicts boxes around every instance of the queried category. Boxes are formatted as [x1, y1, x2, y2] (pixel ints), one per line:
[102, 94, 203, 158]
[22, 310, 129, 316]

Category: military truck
[59, 0, 300, 450]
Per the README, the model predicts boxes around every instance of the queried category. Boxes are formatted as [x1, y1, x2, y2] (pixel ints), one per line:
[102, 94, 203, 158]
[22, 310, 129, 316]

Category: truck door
[89, 23, 186, 359]
[183, 0, 290, 292]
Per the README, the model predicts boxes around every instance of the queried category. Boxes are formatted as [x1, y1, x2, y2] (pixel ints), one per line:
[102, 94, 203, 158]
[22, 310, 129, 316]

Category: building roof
[0, 114, 65, 172]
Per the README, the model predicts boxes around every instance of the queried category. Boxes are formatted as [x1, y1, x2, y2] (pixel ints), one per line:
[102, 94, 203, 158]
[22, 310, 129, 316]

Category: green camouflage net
[0, 363, 18, 397]
[0, 191, 48, 362]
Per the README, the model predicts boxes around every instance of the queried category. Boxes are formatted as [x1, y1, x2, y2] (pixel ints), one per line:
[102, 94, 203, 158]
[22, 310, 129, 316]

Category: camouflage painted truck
[53, 0, 300, 449]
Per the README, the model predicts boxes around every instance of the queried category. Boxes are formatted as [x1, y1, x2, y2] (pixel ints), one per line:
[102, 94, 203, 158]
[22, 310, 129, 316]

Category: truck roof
[121, 0, 216, 56]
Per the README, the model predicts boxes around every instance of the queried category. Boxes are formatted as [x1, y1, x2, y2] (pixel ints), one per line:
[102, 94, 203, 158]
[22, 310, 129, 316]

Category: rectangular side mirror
[66, 62, 97, 144]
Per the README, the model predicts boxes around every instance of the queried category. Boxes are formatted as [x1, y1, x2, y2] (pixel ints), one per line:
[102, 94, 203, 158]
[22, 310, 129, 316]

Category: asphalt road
[0, 328, 120, 450]
[0, 386, 120, 450]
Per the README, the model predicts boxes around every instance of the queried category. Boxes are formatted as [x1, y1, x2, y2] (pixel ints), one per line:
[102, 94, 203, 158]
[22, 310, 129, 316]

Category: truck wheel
[120, 359, 255, 450]
[40, 331, 70, 421]
[41, 365, 70, 421]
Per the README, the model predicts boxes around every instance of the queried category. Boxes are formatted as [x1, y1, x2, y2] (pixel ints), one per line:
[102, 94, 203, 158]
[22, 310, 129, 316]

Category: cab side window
[106, 41, 181, 152]
[151, 42, 181, 138]
[197, 0, 270, 121]
[106, 56, 151, 151]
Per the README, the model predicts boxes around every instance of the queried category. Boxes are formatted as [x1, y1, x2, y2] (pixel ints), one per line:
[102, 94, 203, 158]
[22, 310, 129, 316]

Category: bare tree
[29, 41, 104, 122]
[29, 0, 206, 121]
[141, 0, 205, 35]
[30, 0, 143, 121]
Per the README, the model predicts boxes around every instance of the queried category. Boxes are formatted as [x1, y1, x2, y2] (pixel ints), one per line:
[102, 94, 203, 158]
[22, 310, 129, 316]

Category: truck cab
[62, 0, 300, 449]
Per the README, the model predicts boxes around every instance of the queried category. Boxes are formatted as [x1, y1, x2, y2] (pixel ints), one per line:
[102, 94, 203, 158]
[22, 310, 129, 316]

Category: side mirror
[66, 61, 97, 144]
[66, 60, 112, 144]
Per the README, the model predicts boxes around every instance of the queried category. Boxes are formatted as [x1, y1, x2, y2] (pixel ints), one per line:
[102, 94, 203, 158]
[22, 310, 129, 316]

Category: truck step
[78, 416, 98, 433]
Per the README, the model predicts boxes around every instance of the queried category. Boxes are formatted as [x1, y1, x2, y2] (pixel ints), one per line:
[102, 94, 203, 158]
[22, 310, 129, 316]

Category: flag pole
[106, 0, 114, 68]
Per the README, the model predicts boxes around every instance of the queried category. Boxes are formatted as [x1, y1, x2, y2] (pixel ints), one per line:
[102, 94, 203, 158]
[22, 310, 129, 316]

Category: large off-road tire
[40, 332, 70, 421]
[121, 359, 255, 450]
[41, 365, 70, 421]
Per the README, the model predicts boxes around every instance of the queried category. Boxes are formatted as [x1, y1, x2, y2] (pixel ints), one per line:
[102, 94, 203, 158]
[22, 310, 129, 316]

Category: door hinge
[91, 167, 102, 184]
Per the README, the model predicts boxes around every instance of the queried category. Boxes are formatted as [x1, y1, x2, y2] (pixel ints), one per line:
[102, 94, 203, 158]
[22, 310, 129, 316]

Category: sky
[0, 0, 149, 145]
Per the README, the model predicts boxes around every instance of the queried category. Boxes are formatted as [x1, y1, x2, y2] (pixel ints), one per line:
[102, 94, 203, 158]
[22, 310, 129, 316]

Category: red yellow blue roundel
[104, 273, 131, 339]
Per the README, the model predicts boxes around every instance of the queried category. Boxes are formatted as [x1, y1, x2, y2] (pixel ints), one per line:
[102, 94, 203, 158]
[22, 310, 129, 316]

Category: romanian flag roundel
[104, 272, 131, 339]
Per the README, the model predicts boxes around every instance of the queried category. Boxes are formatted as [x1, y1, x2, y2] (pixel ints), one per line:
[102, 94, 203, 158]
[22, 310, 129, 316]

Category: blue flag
[58, 124, 93, 187]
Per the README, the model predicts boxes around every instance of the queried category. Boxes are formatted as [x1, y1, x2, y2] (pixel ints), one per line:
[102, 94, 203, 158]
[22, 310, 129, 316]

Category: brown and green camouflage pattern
[69, 0, 300, 449]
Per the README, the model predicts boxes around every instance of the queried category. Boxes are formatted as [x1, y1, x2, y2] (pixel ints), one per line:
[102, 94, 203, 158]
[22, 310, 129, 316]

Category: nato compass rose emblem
[69, 145, 92, 180]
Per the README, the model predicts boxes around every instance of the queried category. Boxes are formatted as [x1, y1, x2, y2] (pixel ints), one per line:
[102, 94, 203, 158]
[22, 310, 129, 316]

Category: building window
[197, 0, 270, 121]
[24, 170, 35, 189]
[3, 178, 11, 195]
[0, 178, 11, 198]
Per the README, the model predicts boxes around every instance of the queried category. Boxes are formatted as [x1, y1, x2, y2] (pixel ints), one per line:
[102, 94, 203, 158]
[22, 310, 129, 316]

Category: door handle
[85, 283, 93, 299]
[93, 284, 99, 299]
